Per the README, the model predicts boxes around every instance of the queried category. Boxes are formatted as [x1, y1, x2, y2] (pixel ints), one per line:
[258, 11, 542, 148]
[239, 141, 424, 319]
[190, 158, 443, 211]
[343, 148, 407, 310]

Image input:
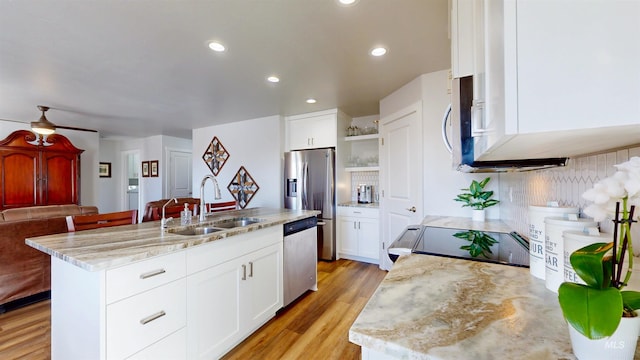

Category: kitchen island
[26, 207, 319, 360]
[349, 253, 595, 360]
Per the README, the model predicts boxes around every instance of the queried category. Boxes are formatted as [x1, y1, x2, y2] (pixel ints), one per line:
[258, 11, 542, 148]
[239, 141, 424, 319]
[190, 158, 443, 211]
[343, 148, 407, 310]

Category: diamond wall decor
[227, 166, 259, 209]
[202, 136, 229, 176]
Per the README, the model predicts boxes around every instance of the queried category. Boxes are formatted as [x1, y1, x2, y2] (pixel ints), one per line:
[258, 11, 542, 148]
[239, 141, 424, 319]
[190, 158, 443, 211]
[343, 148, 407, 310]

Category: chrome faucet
[161, 197, 178, 229]
[199, 175, 222, 222]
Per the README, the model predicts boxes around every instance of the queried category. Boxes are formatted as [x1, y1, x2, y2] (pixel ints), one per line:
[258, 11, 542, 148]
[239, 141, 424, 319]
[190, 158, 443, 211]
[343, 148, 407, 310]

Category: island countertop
[26, 207, 319, 272]
[349, 254, 581, 359]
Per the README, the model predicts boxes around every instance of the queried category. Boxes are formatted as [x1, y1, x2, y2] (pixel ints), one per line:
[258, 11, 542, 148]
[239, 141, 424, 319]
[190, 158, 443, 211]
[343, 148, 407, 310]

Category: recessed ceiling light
[370, 47, 387, 57]
[337, 0, 359, 6]
[306, 98, 317, 104]
[208, 41, 226, 52]
[267, 76, 280, 83]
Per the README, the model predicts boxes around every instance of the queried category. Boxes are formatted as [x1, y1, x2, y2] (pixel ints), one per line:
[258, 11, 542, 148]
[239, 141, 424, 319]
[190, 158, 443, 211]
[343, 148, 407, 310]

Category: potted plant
[558, 156, 640, 360]
[454, 177, 499, 221]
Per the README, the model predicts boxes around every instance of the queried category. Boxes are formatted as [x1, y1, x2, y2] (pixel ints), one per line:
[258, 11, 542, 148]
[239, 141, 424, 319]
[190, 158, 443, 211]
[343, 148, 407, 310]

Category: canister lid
[563, 229, 611, 243]
[529, 204, 579, 214]
[544, 216, 597, 227]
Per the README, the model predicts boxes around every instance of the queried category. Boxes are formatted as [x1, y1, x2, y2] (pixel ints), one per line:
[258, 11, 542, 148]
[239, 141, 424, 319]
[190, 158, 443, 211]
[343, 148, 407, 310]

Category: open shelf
[343, 134, 379, 142]
[345, 166, 379, 172]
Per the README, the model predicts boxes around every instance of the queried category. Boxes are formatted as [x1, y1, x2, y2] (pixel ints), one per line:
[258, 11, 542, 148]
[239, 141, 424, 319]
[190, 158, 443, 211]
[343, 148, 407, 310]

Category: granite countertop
[422, 215, 514, 234]
[349, 254, 578, 359]
[26, 207, 319, 272]
[338, 202, 379, 209]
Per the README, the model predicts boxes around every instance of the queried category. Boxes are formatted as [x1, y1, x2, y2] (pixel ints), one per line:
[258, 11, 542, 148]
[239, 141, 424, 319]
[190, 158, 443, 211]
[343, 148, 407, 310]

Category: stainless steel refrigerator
[284, 148, 336, 261]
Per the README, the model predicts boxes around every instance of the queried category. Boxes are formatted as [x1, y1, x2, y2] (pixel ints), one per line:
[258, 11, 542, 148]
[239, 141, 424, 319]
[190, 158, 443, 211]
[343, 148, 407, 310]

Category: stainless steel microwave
[444, 76, 567, 173]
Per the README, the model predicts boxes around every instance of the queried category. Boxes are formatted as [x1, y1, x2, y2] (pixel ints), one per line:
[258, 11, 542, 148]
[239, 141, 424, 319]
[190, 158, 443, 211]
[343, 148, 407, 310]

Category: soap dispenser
[180, 203, 192, 225]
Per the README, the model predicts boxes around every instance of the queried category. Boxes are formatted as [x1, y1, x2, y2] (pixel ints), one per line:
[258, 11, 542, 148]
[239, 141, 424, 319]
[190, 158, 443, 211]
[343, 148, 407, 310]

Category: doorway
[122, 150, 140, 214]
[168, 150, 192, 199]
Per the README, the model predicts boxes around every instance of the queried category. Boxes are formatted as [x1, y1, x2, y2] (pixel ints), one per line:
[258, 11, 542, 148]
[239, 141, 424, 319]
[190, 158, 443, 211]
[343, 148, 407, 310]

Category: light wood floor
[0, 259, 386, 360]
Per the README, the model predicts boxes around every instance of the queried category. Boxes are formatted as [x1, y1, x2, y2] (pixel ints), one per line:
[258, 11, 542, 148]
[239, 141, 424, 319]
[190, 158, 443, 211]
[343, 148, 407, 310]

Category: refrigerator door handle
[301, 161, 308, 210]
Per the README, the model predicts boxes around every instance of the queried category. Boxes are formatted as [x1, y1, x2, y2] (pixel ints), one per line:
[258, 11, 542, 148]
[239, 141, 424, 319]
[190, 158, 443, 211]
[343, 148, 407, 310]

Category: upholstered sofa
[0, 204, 98, 311]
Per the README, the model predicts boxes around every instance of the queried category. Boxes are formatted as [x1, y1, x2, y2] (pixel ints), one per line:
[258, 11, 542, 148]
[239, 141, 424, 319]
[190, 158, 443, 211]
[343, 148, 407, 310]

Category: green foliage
[454, 177, 499, 210]
[453, 230, 497, 258]
[558, 242, 640, 340]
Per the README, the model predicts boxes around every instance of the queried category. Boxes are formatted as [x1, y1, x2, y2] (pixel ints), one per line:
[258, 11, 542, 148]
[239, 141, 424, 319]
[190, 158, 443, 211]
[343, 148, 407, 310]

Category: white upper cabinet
[286, 109, 348, 150]
[453, 0, 640, 161]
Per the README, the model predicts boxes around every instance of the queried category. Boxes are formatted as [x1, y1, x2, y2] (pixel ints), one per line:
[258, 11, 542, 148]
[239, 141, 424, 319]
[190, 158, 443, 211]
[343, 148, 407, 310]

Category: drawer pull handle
[242, 264, 247, 280]
[139, 269, 166, 279]
[140, 310, 166, 325]
[249, 262, 254, 278]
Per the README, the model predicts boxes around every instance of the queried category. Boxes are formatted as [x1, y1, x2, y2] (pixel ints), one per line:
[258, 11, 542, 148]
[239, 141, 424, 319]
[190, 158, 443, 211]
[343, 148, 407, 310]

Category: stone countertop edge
[338, 202, 379, 209]
[25, 207, 320, 272]
[349, 254, 577, 360]
[421, 215, 514, 234]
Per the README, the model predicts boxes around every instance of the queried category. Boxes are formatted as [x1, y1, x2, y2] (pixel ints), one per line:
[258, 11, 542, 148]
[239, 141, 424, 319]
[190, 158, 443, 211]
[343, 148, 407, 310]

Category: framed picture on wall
[150, 160, 159, 177]
[142, 161, 150, 177]
[98, 162, 111, 178]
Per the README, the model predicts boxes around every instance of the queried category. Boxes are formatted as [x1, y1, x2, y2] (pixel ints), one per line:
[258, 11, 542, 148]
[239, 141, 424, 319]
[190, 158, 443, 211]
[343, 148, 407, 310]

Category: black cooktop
[389, 225, 530, 268]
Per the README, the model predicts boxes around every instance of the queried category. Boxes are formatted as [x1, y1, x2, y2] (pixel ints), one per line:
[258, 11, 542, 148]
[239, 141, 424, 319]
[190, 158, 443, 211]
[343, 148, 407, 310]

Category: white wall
[192, 115, 283, 208]
[420, 70, 500, 219]
[97, 139, 120, 213]
[0, 120, 100, 208]
[379, 70, 501, 220]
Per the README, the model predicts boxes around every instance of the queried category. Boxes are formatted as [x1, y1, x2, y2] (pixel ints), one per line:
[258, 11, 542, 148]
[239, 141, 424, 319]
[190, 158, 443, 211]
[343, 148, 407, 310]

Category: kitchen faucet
[199, 175, 222, 222]
[161, 197, 178, 230]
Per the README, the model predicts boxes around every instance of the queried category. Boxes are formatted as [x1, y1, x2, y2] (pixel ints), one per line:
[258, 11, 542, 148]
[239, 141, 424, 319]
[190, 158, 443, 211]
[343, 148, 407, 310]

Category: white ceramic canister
[563, 228, 610, 285]
[544, 216, 597, 293]
[528, 204, 579, 280]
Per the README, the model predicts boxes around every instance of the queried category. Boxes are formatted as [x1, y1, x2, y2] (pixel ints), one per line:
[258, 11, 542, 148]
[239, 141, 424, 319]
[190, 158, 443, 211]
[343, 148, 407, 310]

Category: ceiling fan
[30, 105, 97, 134]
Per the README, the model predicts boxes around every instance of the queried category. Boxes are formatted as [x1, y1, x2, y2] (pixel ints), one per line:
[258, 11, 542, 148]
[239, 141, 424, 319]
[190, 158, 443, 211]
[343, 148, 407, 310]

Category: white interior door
[379, 102, 423, 270]
[168, 150, 192, 198]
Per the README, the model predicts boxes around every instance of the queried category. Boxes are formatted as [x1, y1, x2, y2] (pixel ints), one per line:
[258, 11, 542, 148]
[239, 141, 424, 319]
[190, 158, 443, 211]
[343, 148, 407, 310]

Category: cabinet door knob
[406, 206, 416, 213]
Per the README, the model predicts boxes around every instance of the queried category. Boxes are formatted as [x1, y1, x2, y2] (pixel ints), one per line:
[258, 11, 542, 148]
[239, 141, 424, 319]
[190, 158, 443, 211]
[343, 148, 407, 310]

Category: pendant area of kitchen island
[26, 207, 319, 360]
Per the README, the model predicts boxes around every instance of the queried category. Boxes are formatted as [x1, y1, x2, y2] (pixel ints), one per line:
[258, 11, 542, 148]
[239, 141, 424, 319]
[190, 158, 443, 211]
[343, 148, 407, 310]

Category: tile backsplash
[500, 145, 640, 249]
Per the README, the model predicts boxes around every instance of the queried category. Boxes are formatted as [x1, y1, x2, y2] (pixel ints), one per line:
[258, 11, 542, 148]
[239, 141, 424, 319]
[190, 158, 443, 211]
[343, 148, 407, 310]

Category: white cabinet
[450, 0, 474, 78]
[337, 207, 379, 264]
[50, 225, 283, 360]
[286, 108, 350, 150]
[453, 0, 640, 161]
[186, 226, 282, 359]
[51, 251, 188, 360]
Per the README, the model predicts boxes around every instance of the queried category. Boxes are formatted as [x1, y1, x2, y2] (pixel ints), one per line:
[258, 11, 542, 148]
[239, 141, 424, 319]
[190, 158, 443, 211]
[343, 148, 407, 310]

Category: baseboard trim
[0, 291, 51, 314]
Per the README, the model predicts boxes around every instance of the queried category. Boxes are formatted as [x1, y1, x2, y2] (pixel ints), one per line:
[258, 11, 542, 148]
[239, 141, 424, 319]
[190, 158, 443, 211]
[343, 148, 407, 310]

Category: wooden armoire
[0, 130, 83, 210]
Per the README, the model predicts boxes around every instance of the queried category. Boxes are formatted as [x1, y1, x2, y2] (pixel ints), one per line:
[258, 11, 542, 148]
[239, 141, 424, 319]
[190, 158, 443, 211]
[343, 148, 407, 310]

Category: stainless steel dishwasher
[283, 217, 318, 307]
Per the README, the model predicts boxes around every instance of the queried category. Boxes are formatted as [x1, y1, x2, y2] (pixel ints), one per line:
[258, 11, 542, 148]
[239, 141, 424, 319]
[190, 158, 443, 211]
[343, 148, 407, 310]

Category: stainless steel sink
[173, 227, 222, 236]
[210, 217, 263, 229]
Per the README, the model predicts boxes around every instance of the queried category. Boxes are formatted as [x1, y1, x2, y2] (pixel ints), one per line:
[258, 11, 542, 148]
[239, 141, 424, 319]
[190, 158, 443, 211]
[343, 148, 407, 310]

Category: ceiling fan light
[31, 106, 56, 135]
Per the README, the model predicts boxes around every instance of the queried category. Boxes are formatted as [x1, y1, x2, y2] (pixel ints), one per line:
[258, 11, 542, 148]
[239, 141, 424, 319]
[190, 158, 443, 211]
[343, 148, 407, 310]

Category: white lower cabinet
[186, 242, 282, 359]
[337, 207, 379, 264]
[50, 225, 283, 360]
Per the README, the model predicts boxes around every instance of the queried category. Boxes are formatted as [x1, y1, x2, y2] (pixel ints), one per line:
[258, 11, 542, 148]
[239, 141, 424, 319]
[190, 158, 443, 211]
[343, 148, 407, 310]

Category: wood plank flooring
[0, 259, 386, 360]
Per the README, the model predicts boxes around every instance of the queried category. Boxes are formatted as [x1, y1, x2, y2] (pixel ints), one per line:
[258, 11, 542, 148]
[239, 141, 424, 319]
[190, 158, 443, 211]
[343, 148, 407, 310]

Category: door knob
[406, 206, 416, 213]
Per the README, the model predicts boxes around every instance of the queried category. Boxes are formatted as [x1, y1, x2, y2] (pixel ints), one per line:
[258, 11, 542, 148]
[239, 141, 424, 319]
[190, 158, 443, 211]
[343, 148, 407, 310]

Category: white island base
[49, 225, 283, 360]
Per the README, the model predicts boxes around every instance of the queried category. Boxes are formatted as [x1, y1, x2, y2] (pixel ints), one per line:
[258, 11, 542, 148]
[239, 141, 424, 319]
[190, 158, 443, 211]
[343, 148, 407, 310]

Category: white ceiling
[0, 0, 450, 139]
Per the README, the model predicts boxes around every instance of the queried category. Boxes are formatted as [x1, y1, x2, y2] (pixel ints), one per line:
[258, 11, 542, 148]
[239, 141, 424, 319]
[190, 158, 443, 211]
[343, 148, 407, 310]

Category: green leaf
[622, 291, 640, 310]
[570, 242, 613, 288]
[558, 283, 623, 339]
[478, 177, 491, 188]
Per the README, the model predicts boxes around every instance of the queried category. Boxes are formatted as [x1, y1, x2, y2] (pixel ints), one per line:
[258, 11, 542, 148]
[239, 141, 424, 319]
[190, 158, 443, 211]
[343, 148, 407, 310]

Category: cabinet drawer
[106, 251, 186, 304]
[126, 327, 186, 360]
[107, 279, 186, 360]
[337, 206, 379, 219]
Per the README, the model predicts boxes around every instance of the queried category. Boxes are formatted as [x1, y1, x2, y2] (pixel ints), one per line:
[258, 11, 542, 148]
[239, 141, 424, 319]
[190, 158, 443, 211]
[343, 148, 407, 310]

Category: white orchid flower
[582, 157, 640, 221]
